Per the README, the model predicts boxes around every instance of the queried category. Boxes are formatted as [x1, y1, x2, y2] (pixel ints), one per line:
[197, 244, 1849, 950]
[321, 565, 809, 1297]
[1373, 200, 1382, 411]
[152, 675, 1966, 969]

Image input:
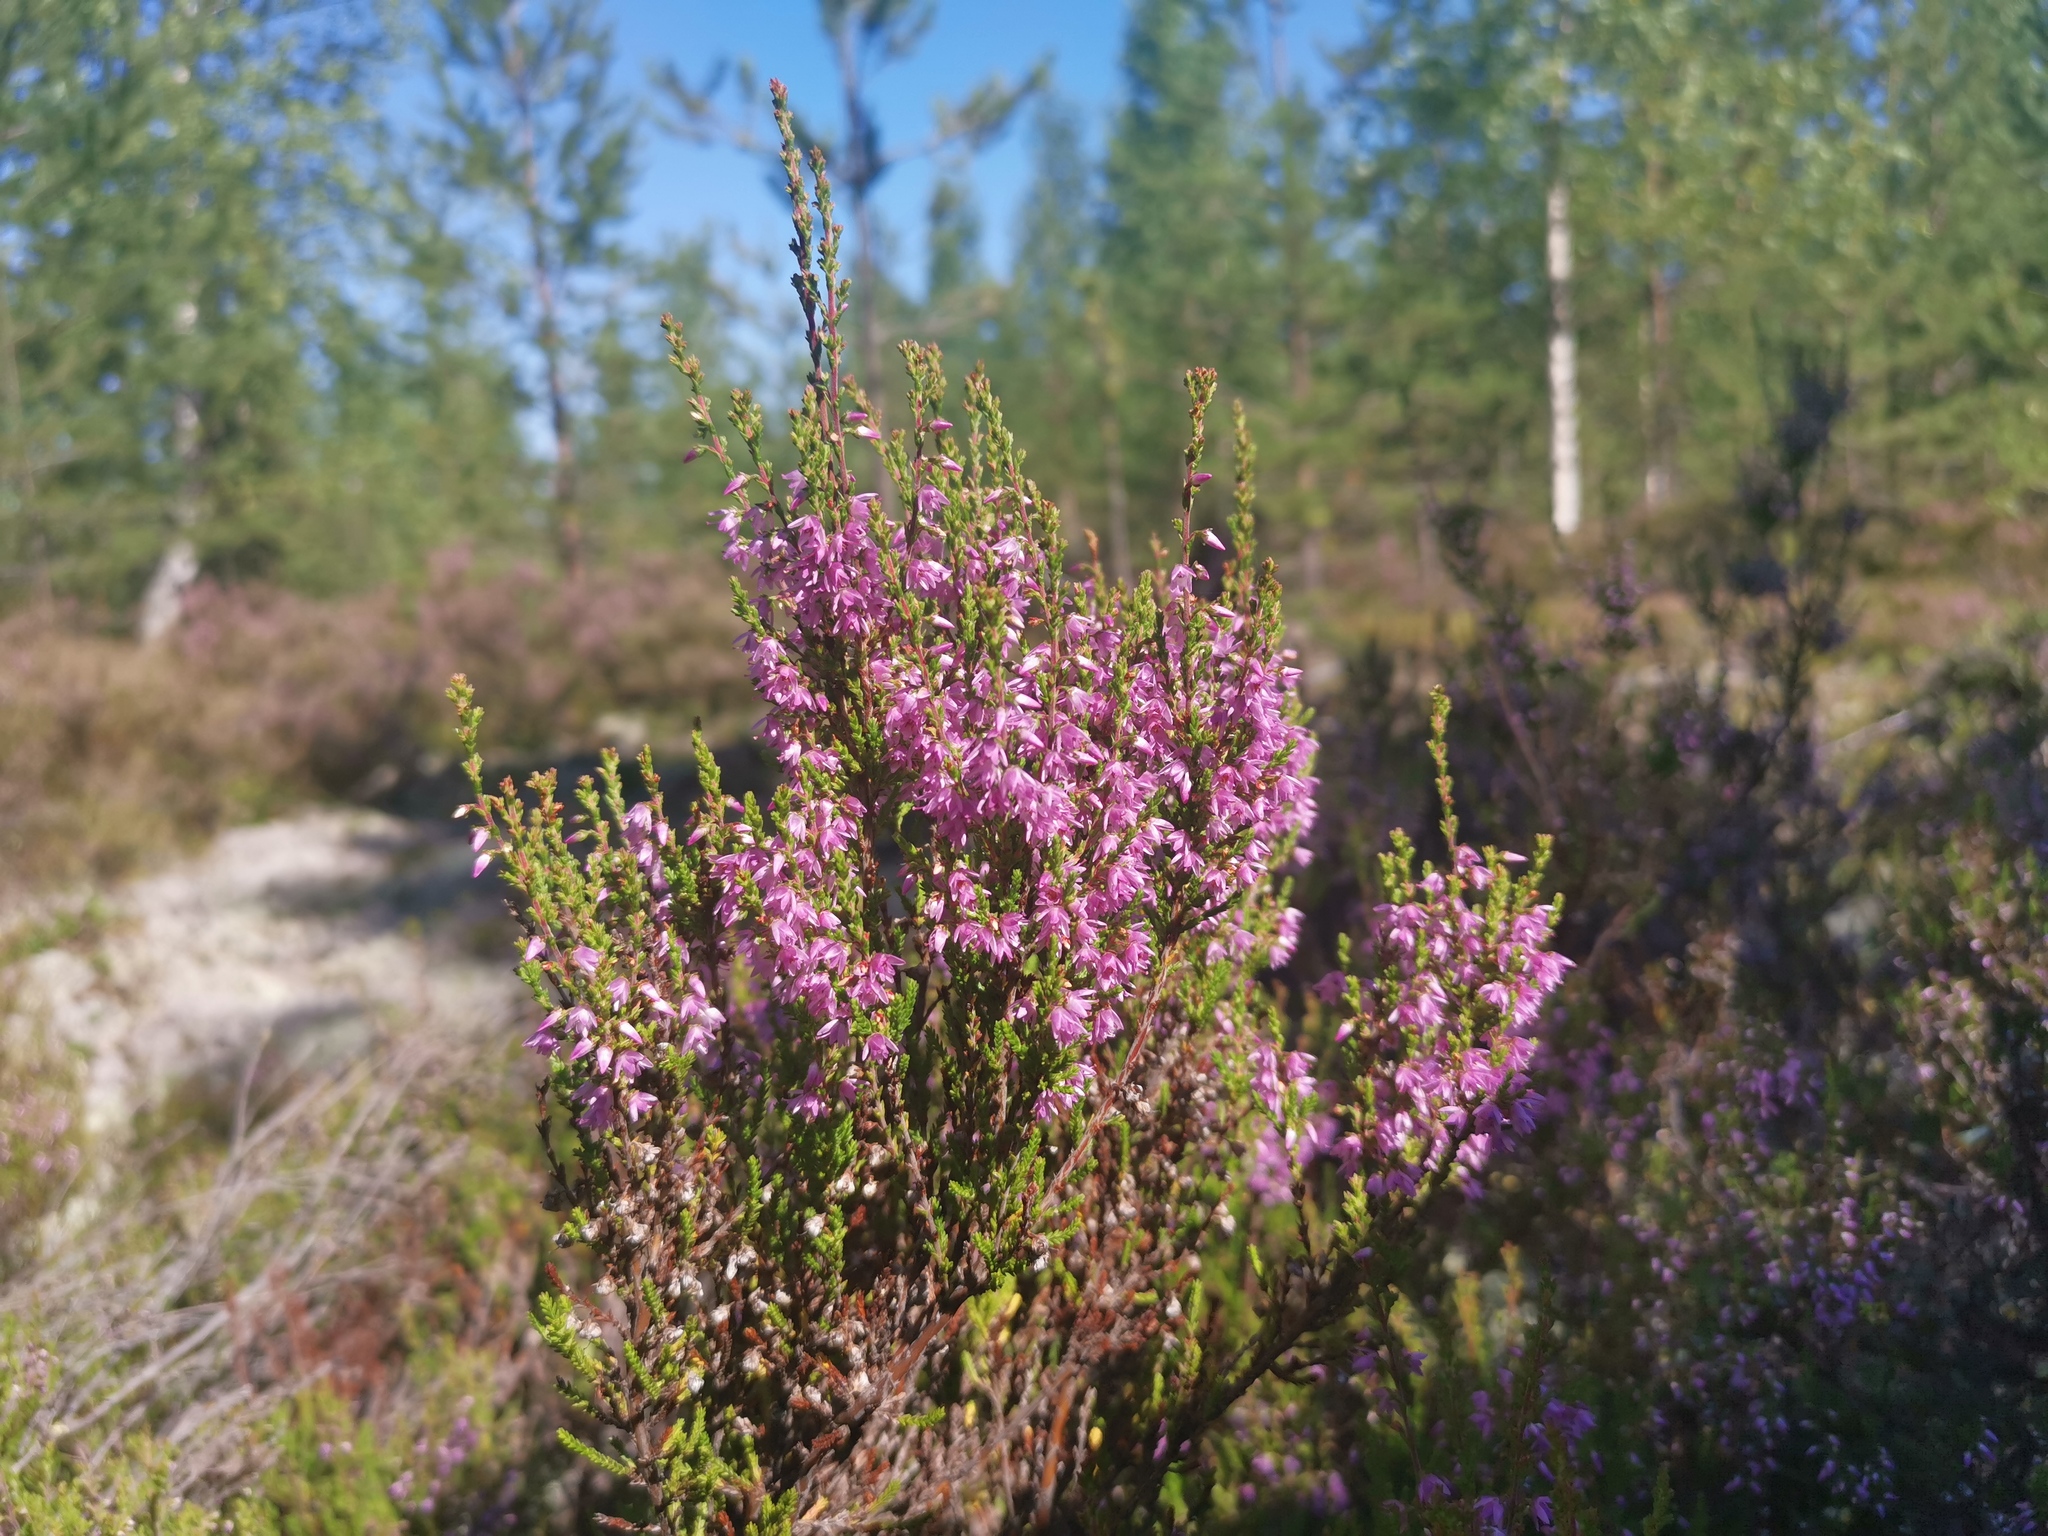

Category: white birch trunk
[138, 390, 202, 645]
[1546, 179, 1583, 538]
[1643, 261, 1676, 510]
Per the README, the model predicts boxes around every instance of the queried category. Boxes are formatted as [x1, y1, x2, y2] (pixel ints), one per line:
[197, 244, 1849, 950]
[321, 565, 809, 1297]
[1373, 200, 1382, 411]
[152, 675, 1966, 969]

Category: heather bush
[0, 608, 294, 889]
[455, 85, 1568, 1532]
[1294, 359, 2048, 1530]
[178, 550, 753, 798]
[1858, 647, 2048, 1525]
[0, 1023, 82, 1280]
[0, 1348, 226, 1536]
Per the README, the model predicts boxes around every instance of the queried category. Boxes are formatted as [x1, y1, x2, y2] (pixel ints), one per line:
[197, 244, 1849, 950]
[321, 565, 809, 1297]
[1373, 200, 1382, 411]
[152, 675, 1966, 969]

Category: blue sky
[599, 0, 1362, 295]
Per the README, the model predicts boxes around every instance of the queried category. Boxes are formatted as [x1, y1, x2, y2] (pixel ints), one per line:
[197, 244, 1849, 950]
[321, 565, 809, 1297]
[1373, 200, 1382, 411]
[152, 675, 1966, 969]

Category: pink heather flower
[1033, 1059, 1095, 1122]
[571, 945, 602, 976]
[571, 1081, 620, 1131]
[723, 474, 748, 496]
[523, 1011, 562, 1054]
[786, 1064, 829, 1121]
[1259, 834, 1563, 1206]
[623, 803, 655, 845]
[1271, 906, 1303, 967]
[523, 935, 546, 961]
[1247, 1127, 1293, 1206]
[1046, 989, 1095, 1047]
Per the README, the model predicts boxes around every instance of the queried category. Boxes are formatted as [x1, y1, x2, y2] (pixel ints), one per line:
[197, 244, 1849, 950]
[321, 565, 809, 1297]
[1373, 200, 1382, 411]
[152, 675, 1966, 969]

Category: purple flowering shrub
[1296, 359, 2048, 1528]
[1208, 1251, 1605, 1532]
[452, 85, 1566, 1533]
[1877, 818, 2048, 1524]
[1900, 836, 2048, 1243]
[0, 1025, 81, 1277]
[1582, 942, 1920, 1514]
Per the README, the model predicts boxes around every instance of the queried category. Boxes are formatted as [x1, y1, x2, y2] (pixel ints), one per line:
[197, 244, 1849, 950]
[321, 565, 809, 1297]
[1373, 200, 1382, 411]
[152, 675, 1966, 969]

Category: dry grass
[0, 552, 752, 893]
[0, 1033, 551, 1506]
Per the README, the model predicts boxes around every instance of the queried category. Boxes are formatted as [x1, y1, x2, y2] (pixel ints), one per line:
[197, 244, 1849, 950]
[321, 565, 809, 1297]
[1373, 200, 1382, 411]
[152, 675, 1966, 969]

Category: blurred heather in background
[1, 0, 2046, 1531]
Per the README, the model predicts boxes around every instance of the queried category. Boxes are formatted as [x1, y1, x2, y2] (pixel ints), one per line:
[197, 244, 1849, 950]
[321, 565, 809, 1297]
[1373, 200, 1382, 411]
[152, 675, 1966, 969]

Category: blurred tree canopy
[0, 0, 2042, 633]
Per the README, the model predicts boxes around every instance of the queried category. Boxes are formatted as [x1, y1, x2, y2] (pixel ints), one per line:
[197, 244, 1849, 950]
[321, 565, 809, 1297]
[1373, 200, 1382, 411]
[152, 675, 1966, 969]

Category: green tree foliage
[948, 0, 2048, 618]
[962, 3, 1323, 580]
[1856, 0, 2048, 511]
[6, 0, 2042, 631]
[1329, 0, 1553, 509]
[270, 170, 535, 594]
[968, 101, 1108, 564]
[1101, 0, 1276, 518]
[0, 0, 357, 617]
[1328, 0, 2048, 534]
[574, 237, 746, 556]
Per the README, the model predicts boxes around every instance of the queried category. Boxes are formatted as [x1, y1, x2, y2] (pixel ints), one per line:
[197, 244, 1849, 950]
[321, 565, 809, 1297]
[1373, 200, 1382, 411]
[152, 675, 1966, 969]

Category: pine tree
[0, 0, 359, 625]
[1101, 0, 1276, 533]
[1251, 0, 1352, 585]
[573, 239, 745, 557]
[278, 168, 534, 591]
[1329, 0, 2048, 535]
[1851, 0, 2048, 511]
[1332, 0, 1554, 513]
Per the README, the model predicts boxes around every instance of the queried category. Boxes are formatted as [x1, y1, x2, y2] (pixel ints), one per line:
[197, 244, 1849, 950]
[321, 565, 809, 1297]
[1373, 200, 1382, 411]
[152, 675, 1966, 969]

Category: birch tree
[424, 0, 634, 575]
[1544, 11, 1582, 537]
[1546, 176, 1583, 537]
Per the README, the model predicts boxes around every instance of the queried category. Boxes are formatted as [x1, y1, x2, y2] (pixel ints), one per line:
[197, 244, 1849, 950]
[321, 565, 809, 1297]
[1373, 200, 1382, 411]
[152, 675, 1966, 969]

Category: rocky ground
[2, 807, 528, 1135]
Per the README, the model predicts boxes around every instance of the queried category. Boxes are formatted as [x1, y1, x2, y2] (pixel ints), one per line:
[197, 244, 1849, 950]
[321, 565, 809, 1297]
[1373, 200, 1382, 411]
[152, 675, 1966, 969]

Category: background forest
[3, 0, 2048, 1531]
